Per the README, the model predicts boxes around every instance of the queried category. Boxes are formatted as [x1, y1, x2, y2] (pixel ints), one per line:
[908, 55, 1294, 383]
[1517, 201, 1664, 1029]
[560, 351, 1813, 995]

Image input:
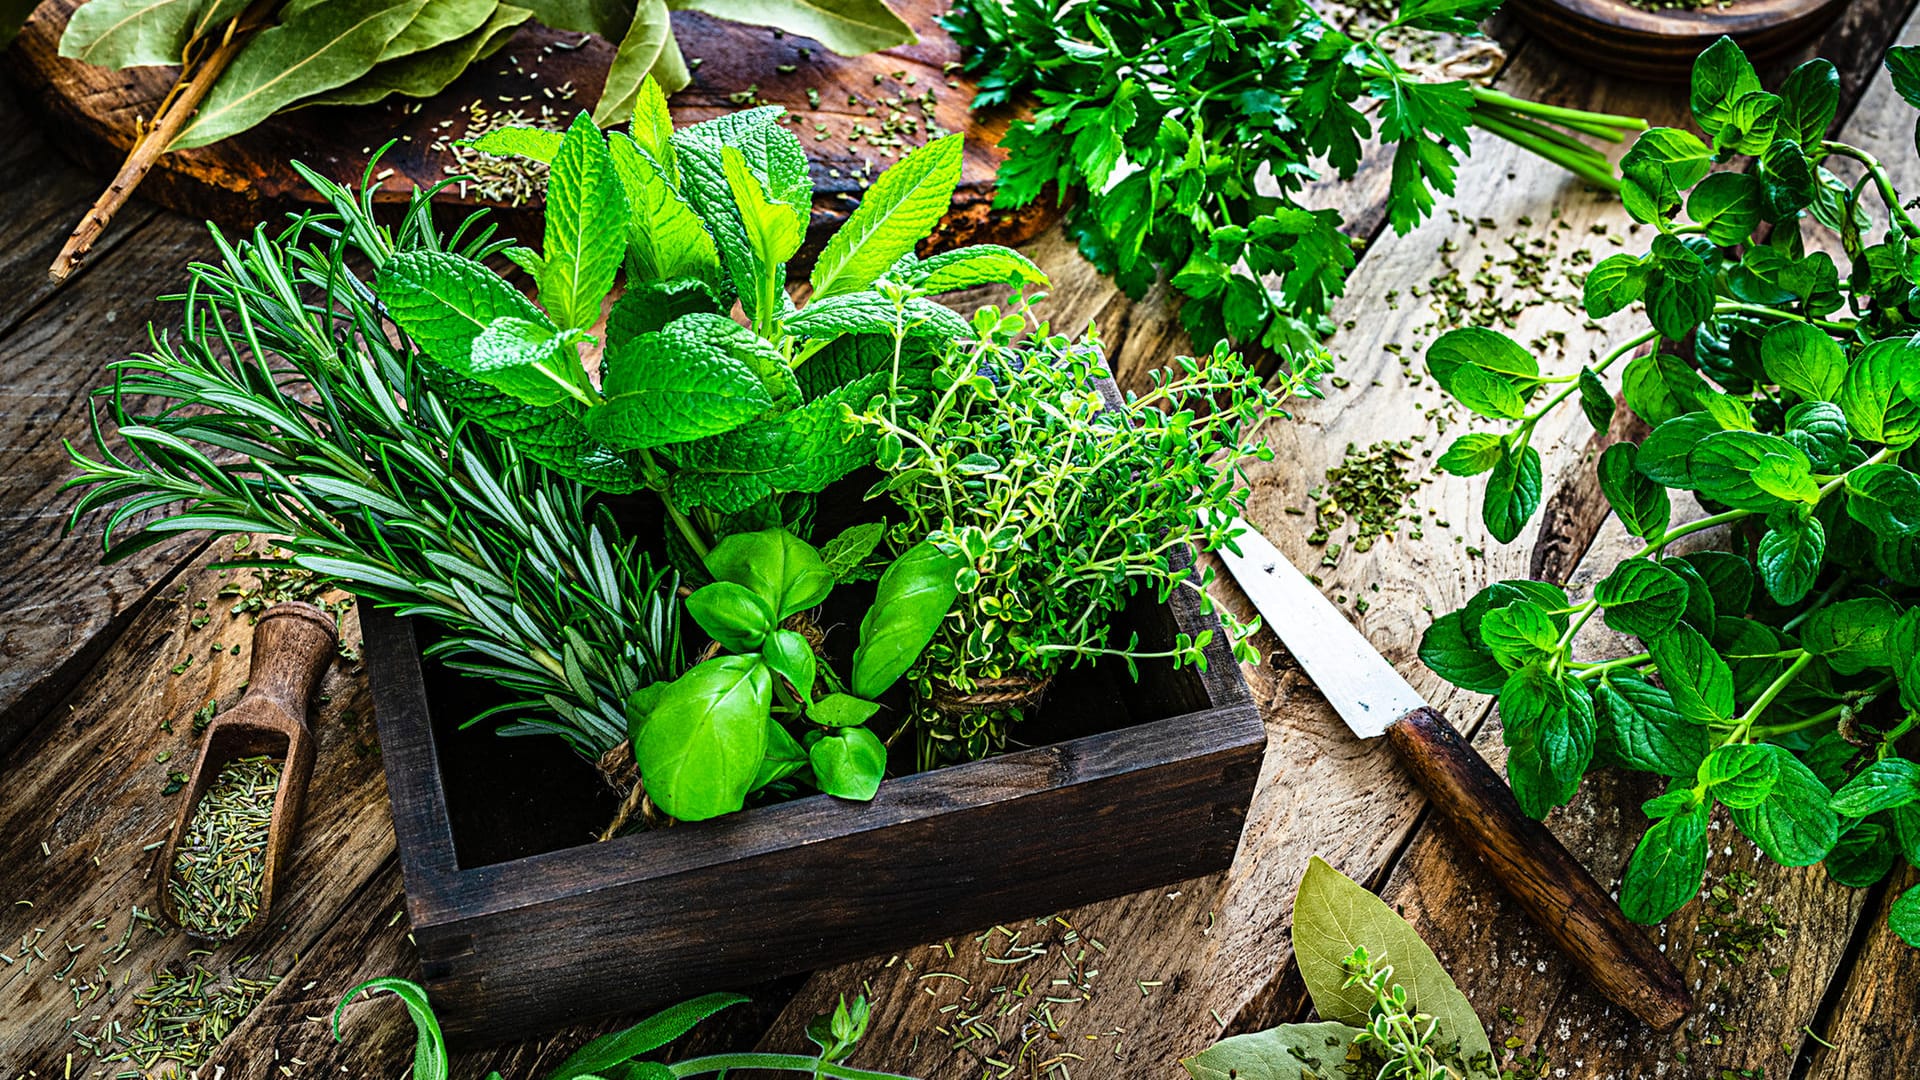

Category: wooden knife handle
[1386, 706, 1692, 1032]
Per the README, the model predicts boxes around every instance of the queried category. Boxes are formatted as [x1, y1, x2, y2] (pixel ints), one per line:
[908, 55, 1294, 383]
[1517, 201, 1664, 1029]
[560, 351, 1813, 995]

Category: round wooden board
[6, 0, 1056, 252]
[1508, 0, 1847, 79]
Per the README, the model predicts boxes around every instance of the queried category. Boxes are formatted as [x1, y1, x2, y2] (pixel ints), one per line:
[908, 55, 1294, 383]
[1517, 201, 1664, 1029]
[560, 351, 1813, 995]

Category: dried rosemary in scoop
[169, 755, 281, 938]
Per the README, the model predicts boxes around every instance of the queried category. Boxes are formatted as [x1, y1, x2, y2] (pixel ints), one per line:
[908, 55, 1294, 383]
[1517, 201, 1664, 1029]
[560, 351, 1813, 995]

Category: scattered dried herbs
[100, 960, 282, 1073]
[170, 754, 280, 939]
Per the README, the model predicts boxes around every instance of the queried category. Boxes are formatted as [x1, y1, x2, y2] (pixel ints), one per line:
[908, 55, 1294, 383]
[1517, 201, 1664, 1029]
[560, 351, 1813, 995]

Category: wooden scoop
[158, 601, 337, 941]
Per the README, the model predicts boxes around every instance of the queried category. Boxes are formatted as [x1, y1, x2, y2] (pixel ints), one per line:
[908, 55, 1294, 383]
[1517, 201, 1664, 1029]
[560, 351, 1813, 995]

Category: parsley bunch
[858, 302, 1299, 767]
[946, 0, 1647, 361]
[1419, 39, 1920, 947]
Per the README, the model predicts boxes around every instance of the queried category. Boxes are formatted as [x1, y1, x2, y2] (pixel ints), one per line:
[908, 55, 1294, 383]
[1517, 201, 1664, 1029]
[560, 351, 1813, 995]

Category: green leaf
[1691, 36, 1762, 138]
[1686, 172, 1762, 246]
[1801, 597, 1902, 675]
[1578, 368, 1616, 432]
[754, 717, 809, 789]
[1846, 463, 1920, 538]
[333, 977, 447, 1080]
[535, 112, 628, 331]
[1620, 127, 1712, 221]
[672, 107, 809, 316]
[852, 541, 961, 698]
[1419, 610, 1507, 694]
[1779, 58, 1839, 146]
[1622, 352, 1710, 428]
[761, 628, 818, 706]
[1598, 442, 1671, 540]
[1896, 610, 1920, 712]
[1644, 235, 1714, 341]
[1689, 430, 1812, 511]
[465, 317, 587, 406]
[548, 993, 749, 1080]
[608, 130, 723, 286]
[1620, 793, 1708, 923]
[1728, 749, 1841, 866]
[723, 144, 806, 289]
[819, 521, 886, 582]
[1595, 557, 1690, 639]
[1892, 885, 1920, 948]
[1596, 674, 1705, 778]
[704, 527, 836, 620]
[1480, 600, 1560, 671]
[60, 0, 245, 68]
[593, 0, 689, 126]
[685, 581, 776, 652]
[467, 124, 564, 163]
[633, 655, 771, 821]
[1436, 431, 1505, 477]
[1752, 451, 1820, 504]
[808, 726, 888, 800]
[813, 134, 965, 299]
[1839, 337, 1920, 447]
[1829, 759, 1920, 817]
[1483, 441, 1542, 544]
[171, 0, 425, 149]
[1825, 821, 1895, 887]
[1289, 857, 1495, 1078]
[1699, 743, 1779, 809]
[586, 313, 776, 450]
[903, 245, 1049, 293]
[1648, 624, 1734, 724]
[1715, 91, 1782, 156]
[1583, 252, 1650, 318]
[1757, 509, 1825, 605]
[809, 692, 882, 728]
[1498, 663, 1597, 818]
[1180, 1023, 1364, 1080]
[675, 0, 914, 54]
[378, 249, 552, 372]
[1886, 45, 1920, 109]
[303, 3, 534, 107]
[1426, 327, 1538, 418]
[1760, 320, 1845, 403]
[663, 371, 885, 512]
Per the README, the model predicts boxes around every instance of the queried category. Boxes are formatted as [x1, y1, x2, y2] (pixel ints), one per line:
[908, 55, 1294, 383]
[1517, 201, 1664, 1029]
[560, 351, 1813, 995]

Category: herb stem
[1469, 112, 1622, 193]
[1730, 651, 1814, 741]
[1713, 301, 1857, 332]
[1468, 87, 1649, 133]
[1572, 652, 1652, 680]
[667, 1053, 919, 1078]
[1820, 140, 1920, 238]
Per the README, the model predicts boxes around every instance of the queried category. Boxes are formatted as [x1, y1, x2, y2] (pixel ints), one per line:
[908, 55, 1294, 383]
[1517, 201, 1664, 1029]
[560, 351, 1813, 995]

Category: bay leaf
[1180, 1021, 1362, 1080]
[1291, 856, 1496, 1079]
[170, 0, 426, 149]
[514, 0, 632, 37]
[58, 0, 245, 68]
[378, 0, 500, 61]
[671, 0, 913, 56]
[592, 0, 690, 127]
[302, 2, 532, 108]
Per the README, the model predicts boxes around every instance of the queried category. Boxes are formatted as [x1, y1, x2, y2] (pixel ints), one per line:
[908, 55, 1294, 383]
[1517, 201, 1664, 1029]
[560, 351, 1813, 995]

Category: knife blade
[1217, 517, 1693, 1032]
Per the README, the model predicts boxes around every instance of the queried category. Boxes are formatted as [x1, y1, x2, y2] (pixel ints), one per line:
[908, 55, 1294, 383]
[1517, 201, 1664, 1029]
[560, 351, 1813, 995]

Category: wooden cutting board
[5, 0, 1055, 251]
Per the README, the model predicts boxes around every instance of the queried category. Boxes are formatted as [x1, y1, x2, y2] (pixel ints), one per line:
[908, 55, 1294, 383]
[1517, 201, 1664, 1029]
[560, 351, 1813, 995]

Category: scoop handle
[1386, 705, 1693, 1032]
[246, 602, 338, 721]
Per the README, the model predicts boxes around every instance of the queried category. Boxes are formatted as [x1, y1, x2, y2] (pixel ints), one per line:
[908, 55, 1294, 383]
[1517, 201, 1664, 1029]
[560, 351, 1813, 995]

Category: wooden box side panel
[416, 705, 1264, 1045]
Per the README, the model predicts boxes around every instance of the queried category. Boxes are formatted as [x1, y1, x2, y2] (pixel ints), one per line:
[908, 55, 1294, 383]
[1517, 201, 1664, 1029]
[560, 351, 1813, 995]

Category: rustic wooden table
[5, 4, 1920, 1077]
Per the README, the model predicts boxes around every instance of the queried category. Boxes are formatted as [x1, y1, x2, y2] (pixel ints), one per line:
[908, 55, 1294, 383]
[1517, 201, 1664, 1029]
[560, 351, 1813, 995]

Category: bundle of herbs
[41, 0, 915, 277]
[943, 0, 1648, 363]
[1418, 39, 1920, 946]
[857, 305, 1295, 766]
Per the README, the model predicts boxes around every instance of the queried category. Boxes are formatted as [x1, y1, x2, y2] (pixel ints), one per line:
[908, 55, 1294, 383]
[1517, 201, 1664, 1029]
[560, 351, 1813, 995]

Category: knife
[1216, 518, 1693, 1032]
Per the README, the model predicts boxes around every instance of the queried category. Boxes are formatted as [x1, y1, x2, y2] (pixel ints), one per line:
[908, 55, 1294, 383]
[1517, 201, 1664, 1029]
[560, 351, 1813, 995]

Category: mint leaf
[537, 113, 627, 331]
[1596, 674, 1703, 778]
[1691, 35, 1762, 138]
[813, 134, 965, 299]
[1828, 758, 1920, 817]
[1620, 793, 1708, 923]
[1648, 624, 1734, 724]
[1800, 597, 1902, 675]
[1699, 743, 1779, 809]
[1757, 509, 1825, 605]
[1498, 663, 1596, 819]
[1418, 610, 1506, 694]
[608, 130, 723, 288]
[379, 249, 552, 372]
[901, 245, 1049, 293]
[466, 317, 588, 406]
[586, 313, 775, 450]
[1598, 442, 1670, 540]
[1762, 317, 1843, 406]
[1892, 885, 1920, 948]
[1594, 557, 1689, 640]
[1728, 750, 1840, 867]
[1482, 441, 1542, 544]
[1584, 253, 1650, 318]
[1839, 337, 1920, 447]
[1686, 172, 1761, 246]
[1436, 432, 1504, 477]
[1846, 463, 1920, 538]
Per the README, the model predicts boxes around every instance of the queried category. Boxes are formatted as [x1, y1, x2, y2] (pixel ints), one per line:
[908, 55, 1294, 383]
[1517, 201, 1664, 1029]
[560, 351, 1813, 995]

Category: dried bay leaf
[515, 0, 632, 37]
[1291, 856, 1496, 1079]
[592, 0, 689, 126]
[170, 0, 425, 148]
[303, 2, 532, 108]
[671, 0, 913, 56]
[1180, 1021, 1362, 1080]
[378, 0, 500, 61]
[59, 0, 245, 68]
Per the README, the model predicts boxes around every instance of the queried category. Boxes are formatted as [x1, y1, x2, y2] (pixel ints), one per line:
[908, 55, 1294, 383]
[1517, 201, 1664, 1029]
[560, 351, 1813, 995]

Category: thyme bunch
[1343, 945, 1457, 1080]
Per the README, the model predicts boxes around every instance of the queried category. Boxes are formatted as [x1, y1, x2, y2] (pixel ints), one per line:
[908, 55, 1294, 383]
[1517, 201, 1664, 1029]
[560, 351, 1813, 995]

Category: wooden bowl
[1508, 0, 1848, 80]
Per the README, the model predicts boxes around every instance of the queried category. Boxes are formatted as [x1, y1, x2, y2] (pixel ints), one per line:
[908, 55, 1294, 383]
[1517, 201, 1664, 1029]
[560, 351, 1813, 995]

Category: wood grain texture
[1508, 0, 1847, 80]
[7, 0, 1056, 254]
[1385, 705, 1692, 1031]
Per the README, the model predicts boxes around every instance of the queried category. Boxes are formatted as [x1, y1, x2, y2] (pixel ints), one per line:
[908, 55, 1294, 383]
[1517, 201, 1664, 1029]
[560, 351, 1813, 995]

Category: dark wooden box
[364, 535, 1265, 1046]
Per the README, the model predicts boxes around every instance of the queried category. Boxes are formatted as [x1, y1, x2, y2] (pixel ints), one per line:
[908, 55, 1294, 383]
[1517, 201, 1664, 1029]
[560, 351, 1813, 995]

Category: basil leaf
[634, 655, 772, 821]
[1893, 885, 1920, 948]
[685, 581, 776, 652]
[851, 541, 962, 698]
[808, 726, 888, 800]
[1779, 58, 1839, 146]
[1688, 430, 1811, 510]
[703, 527, 836, 621]
[1578, 367, 1616, 432]
[809, 693, 882, 729]
[761, 629, 818, 707]
[1479, 600, 1560, 671]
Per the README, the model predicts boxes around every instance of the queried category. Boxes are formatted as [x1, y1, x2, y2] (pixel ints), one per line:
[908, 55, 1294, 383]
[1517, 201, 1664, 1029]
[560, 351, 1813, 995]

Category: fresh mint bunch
[1419, 38, 1920, 947]
[943, 0, 1647, 362]
[858, 302, 1300, 767]
[377, 80, 1048, 566]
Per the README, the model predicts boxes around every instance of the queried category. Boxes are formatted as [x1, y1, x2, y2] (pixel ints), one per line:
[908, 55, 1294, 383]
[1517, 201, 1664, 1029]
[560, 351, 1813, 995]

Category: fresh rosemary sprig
[65, 165, 681, 759]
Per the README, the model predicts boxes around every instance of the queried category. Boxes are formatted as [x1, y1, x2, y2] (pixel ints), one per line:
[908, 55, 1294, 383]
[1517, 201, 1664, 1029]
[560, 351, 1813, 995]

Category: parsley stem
[1468, 87, 1648, 134]
[1473, 112, 1621, 193]
[1473, 105, 1612, 164]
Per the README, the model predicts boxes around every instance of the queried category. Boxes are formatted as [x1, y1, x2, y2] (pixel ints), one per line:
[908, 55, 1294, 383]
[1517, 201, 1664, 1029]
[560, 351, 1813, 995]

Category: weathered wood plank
[0, 547, 384, 1075]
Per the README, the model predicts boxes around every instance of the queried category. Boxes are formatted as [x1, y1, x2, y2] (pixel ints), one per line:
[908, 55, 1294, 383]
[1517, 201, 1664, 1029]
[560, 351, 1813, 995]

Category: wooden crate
[365, 526, 1264, 1046]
